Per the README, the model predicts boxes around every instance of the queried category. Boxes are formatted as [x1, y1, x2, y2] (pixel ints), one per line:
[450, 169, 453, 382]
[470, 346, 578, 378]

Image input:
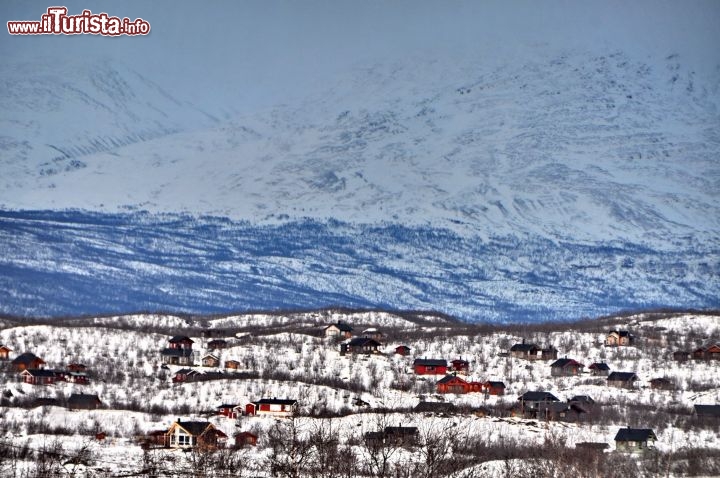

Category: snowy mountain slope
[1, 51, 718, 245]
[0, 210, 717, 320]
[1, 50, 718, 320]
[0, 57, 220, 193]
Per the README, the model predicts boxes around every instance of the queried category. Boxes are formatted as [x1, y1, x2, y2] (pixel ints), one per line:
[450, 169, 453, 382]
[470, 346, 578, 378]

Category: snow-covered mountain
[0, 50, 718, 320]
[2, 51, 719, 244]
[0, 57, 221, 191]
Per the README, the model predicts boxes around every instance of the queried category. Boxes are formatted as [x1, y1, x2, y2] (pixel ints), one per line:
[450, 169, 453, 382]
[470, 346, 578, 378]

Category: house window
[178, 434, 191, 446]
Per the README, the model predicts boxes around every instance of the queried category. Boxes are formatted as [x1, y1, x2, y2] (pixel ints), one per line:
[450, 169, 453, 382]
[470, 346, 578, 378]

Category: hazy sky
[2, 0, 719, 112]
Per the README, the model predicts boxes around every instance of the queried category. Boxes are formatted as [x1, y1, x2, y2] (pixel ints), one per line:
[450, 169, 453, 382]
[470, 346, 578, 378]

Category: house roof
[607, 372, 638, 382]
[173, 421, 214, 437]
[234, 431, 258, 439]
[207, 339, 227, 347]
[21, 369, 56, 377]
[12, 352, 44, 365]
[609, 330, 633, 337]
[202, 354, 219, 360]
[550, 358, 584, 368]
[510, 343, 538, 352]
[254, 398, 297, 406]
[437, 374, 467, 385]
[451, 358, 469, 365]
[414, 401, 457, 413]
[0, 345, 12, 351]
[518, 391, 559, 402]
[384, 426, 418, 436]
[216, 403, 239, 409]
[174, 368, 196, 375]
[694, 405, 720, 417]
[169, 336, 194, 344]
[570, 395, 595, 404]
[161, 348, 194, 357]
[413, 358, 447, 367]
[346, 337, 381, 347]
[326, 322, 353, 332]
[614, 428, 657, 442]
[575, 442, 609, 450]
[395, 345, 411, 350]
[485, 381, 506, 388]
[68, 393, 101, 407]
[589, 362, 611, 370]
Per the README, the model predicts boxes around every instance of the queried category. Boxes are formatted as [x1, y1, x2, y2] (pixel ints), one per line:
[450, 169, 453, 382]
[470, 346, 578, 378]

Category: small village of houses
[1, 313, 719, 465]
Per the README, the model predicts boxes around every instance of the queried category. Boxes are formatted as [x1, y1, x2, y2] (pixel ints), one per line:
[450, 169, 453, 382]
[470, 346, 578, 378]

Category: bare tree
[265, 417, 313, 478]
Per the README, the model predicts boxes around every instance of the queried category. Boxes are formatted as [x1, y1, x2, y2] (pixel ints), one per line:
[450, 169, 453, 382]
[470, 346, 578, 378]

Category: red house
[395, 345, 411, 356]
[245, 398, 298, 417]
[172, 368, 203, 383]
[483, 381, 506, 396]
[450, 358, 470, 374]
[20, 369, 58, 385]
[413, 359, 448, 375]
[225, 360, 241, 370]
[436, 375, 483, 394]
[168, 336, 194, 349]
[217, 403, 241, 419]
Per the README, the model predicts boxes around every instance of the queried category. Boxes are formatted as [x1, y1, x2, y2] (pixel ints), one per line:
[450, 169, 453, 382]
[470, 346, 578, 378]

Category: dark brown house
[607, 372, 639, 389]
[588, 362, 611, 376]
[550, 358, 584, 377]
[0, 345, 12, 360]
[510, 343, 557, 360]
[12, 352, 45, 371]
[394, 345, 411, 356]
[340, 337, 381, 355]
[207, 339, 228, 350]
[67, 393, 102, 410]
[693, 343, 720, 360]
[694, 404, 720, 421]
[614, 428, 657, 452]
[672, 351, 691, 362]
[649, 377, 674, 390]
[536, 402, 588, 422]
[225, 359, 241, 370]
[517, 391, 559, 414]
[161, 336, 194, 366]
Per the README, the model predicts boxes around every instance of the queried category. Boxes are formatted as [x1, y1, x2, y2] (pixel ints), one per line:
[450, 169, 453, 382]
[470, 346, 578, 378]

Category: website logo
[8, 7, 151, 36]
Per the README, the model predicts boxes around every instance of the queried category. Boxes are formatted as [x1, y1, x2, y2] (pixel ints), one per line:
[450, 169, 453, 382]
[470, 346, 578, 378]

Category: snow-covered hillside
[0, 310, 718, 476]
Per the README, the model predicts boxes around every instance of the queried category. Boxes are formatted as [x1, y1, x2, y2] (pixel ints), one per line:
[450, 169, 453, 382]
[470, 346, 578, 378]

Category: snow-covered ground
[0, 310, 718, 476]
